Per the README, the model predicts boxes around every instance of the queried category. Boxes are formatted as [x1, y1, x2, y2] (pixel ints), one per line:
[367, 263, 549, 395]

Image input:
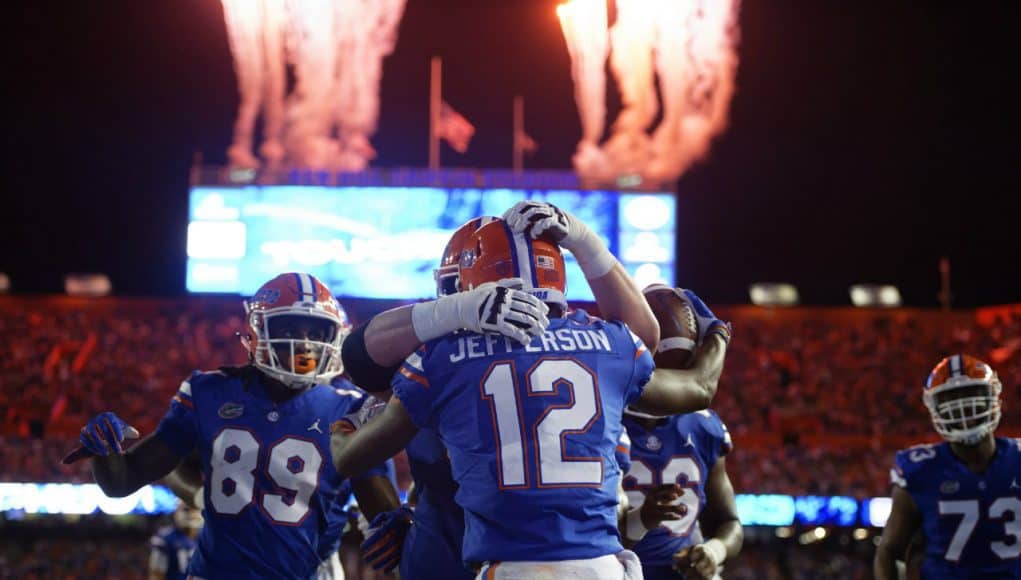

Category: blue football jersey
[154, 368, 376, 579]
[891, 438, 1021, 579]
[402, 429, 473, 580]
[615, 429, 633, 477]
[393, 309, 655, 564]
[622, 410, 733, 568]
[149, 526, 197, 580]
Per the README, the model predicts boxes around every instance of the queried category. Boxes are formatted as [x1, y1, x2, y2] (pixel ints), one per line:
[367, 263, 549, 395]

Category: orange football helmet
[244, 273, 350, 388]
[458, 220, 567, 309]
[923, 354, 1002, 444]
[434, 216, 499, 297]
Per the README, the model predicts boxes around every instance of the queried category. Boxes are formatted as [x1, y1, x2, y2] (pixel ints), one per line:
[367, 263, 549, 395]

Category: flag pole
[513, 95, 524, 173]
[429, 56, 442, 170]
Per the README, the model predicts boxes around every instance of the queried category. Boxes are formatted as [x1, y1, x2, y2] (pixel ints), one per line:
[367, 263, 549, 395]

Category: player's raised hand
[640, 483, 687, 529]
[360, 505, 414, 573]
[78, 412, 139, 456]
[679, 289, 731, 346]
[503, 201, 616, 279]
[503, 201, 570, 243]
[673, 539, 727, 580]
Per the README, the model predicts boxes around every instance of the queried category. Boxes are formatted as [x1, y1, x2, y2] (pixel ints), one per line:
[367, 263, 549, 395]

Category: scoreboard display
[186, 185, 677, 301]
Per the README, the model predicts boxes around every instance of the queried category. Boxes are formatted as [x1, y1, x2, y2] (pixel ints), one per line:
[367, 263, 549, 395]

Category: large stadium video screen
[186, 186, 676, 301]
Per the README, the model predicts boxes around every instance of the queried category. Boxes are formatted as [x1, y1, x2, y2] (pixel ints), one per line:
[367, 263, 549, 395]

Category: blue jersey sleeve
[891, 444, 938, 490]
[154, 373, 201, 458]
[622, 326, 655, 405]
[392, 345, 442, 429]
[615, 429, 632, 475]
[702, 410, 734, 459]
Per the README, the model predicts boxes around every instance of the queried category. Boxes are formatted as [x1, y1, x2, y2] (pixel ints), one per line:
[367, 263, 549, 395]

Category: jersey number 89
[208, 427, 323, 524]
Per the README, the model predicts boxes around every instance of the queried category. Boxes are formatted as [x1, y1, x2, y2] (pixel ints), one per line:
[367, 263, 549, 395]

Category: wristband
[705, 320, 732, 345]
[625, 506, 650, 542]
[702, 538, 727, 565]
[411, 297, 461, 342]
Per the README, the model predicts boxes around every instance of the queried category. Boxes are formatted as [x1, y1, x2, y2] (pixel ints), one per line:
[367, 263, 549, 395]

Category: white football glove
[502, 201, 616, 279]
[412, 278, 550, 345]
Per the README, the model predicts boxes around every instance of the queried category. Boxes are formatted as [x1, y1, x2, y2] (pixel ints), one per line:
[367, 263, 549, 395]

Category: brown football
[642, 284, 699, 369]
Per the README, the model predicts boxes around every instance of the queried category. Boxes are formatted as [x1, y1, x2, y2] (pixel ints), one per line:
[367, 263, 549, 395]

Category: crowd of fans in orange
[0, 536, 147, 579]
[1, 296, 1019, 497]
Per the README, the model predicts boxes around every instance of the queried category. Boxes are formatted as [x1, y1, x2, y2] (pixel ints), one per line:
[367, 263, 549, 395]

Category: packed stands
[1, 296, 1019, 497]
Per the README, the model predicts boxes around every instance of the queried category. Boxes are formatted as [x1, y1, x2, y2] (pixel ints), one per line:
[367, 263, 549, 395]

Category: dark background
[1, 1, 1016, 306]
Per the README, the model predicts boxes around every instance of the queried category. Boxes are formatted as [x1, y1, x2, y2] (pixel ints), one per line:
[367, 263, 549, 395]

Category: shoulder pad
[700, 410, 733, 456]
[186, 368, 232, 387]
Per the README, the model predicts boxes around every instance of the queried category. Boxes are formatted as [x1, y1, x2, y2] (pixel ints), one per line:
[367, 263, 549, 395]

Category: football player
[159, 383, 397, 579]
[618, 284, 743, 580]
[874, 354, 1021, 579]
[332, 204, 731, 579]
[356, 217, 500, 580]
[72, 273, 402, 579]
[149, 503, 202, 580]
[620, 408, 742, 580]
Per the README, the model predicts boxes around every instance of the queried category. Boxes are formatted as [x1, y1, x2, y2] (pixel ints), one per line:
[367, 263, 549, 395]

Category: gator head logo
[644, 435, 663, 451]
[218, 402, 245, 420]
[940, 480, 960, 494]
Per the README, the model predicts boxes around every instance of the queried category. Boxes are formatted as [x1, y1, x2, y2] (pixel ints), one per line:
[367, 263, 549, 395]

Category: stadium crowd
[1, 297, 1019, 497]
[0, 536, 148, 579]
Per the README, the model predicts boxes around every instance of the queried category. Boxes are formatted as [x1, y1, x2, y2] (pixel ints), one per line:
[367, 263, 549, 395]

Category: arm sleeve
[342, 322, 403, 393]
[391, 347, 440, 429]
[153, 376, 200, 458]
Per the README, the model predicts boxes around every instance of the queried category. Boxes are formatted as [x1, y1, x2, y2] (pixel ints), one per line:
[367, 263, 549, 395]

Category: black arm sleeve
[342, 322, 403, 393]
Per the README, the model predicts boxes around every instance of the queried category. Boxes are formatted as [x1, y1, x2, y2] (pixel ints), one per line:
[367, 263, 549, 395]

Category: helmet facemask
[924, 380, 1002, 445]
[248, 308, 345, 389]
[434, 263, 459, 298]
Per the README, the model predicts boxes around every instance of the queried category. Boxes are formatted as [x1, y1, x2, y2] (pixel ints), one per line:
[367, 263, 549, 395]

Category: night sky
[2, 1, 1017, 307]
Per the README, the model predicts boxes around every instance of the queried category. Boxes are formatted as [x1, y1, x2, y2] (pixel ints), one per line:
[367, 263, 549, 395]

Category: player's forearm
[873, 544, 900, 580]
[92, 453, 147, 497]
[363, 305, 422, 367]
[587, 263, 660, 352]
[352, 475, 401, 520]
[691, 332, 727, 399]
[638, 333, 728, 415]
[332, 433, 401, 478]
[92, 435, 182, 498]
[710, 519, 743, 559]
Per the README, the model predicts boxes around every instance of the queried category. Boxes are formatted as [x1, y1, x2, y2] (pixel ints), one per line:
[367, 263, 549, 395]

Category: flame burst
[557, 0, 741, 183]
[221, 0, 406, 171]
